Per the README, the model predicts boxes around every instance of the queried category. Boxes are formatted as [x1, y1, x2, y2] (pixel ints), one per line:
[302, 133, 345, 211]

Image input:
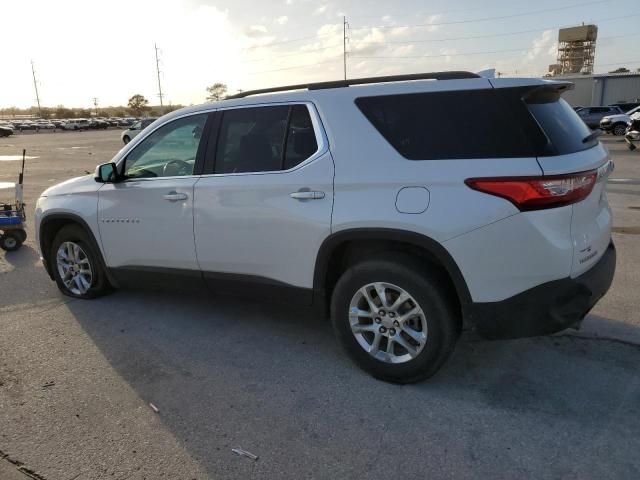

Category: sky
[1, 0, 638, 109]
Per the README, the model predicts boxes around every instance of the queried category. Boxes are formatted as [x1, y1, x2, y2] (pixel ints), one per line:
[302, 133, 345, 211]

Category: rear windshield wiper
[583, 129, 602, 144]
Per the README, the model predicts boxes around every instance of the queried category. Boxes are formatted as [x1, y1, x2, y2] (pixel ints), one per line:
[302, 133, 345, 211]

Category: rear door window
[214, 104, 318, 173]
[355, 89, 534, 160]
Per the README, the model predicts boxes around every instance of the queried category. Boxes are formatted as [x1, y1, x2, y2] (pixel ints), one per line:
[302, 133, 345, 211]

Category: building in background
[558, 72, 640, 107]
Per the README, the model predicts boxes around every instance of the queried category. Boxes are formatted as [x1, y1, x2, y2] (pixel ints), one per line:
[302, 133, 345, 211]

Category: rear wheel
[613, 123, 628, 136]
[50, 225, 111, 298]
[123, 135, 130, 144]
[331, 256, 459, 383]
[0, 231, 23, 251]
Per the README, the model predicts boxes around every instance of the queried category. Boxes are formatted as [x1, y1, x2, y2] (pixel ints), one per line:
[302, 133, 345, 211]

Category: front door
[98, 113, 209, 271]
[193, 103, 333, 296]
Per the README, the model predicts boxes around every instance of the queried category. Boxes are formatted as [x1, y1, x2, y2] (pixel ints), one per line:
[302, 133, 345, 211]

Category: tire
[613, 123, 628, 136]
[330, 255, 460, 383]
[50, 225, 111, 299]
[122, 135, 130, 144]
[16, 229, 27, 243]
[0, 231, 23, 251]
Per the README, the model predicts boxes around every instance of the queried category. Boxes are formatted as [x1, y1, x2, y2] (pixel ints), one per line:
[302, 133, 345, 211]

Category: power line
[241, 12, 638, 69]
[247, 57, 341, 75]
[349, 0, 618, 30]
[350, 12, 640, 46]
[242, 42, 343, 63]
[349, 32, 640, 61]
[243, 31, 337, 51]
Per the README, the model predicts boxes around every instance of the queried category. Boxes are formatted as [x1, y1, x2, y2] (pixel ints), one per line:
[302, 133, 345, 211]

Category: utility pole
[92, 97, 99, 116]
[31, 60, 42, 118]
[154, 43, 164, 109]
[343, 16, 348, 80]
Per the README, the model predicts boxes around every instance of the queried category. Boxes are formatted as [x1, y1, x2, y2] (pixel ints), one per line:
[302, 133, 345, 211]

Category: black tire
[331, 255, 460, 384]
[50, 224, 112, 299]
[0, 231, 23, 251]
[613, 123, 628, 136]
[123, 135, 130, 144]
[16, 229, 27, 243]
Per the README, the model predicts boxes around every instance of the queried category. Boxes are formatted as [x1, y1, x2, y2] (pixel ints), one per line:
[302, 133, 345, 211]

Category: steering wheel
[162, 159, 191, 177]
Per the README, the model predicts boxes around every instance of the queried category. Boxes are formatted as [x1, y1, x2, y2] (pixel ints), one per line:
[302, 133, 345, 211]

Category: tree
[206, 83, 228, 102]
[127, 94, 150, 116]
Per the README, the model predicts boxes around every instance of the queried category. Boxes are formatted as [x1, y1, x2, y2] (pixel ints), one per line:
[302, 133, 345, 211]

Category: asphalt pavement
[0, 129, 639, 479]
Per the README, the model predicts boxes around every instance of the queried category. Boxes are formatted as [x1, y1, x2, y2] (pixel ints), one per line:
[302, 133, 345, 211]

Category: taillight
[465, 170, 597, 211]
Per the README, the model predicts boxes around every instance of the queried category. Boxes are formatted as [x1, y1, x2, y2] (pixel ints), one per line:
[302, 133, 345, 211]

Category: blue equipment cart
[0, 150, 27, 251]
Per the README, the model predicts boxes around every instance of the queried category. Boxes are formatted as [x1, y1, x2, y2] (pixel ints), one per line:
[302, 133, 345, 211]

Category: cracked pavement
[1, 131, 639, 479]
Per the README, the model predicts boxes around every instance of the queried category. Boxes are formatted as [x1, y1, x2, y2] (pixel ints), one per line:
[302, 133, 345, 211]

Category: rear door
[193, 102, 333, 298]
[525, 91, 612, 277]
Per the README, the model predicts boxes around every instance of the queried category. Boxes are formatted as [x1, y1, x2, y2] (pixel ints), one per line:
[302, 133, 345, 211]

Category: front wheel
[613, 123, 628, 136]
[50, 225, 111, 298]
[331, 256, 460, 383]
[122, 135, 130, 144]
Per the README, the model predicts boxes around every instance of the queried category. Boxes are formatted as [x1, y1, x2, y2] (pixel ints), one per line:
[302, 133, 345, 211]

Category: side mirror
[94, 162, 119, 183]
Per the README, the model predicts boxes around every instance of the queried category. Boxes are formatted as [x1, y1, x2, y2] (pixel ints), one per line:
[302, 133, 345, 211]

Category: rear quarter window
[355, 90, 535, 160]
[522, 87, 597, 155]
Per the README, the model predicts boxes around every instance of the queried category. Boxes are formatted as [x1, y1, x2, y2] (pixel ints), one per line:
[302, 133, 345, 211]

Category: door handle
[290, 190, 325, 200]
[163, 191, 188, 202]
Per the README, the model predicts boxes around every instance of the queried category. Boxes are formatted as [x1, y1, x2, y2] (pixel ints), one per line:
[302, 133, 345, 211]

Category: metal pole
[31, 61, 42, 118]
[343, 16, 347, 80]
[155, 43, 164, 108]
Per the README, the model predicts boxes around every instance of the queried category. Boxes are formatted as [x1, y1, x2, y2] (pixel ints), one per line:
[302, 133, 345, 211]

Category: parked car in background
[121, 117, 157, 144]
[51, 119, 65, 128]
[36, 121, 56, 130]
[576, 106, 623, 128]
[16, 121, 37, 131]
[88, 119, 109, 130]
[609, 102, 640, 112]
[0, 124, 13, 137]
[62, 119, 91, 130]
[600, 105, 640, 135]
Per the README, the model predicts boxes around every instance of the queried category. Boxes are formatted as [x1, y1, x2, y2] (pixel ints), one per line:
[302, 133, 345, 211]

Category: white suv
[35, 72, 616, 383]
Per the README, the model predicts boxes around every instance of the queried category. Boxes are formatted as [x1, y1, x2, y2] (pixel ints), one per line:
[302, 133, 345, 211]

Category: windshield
[626, 106, 640, 115]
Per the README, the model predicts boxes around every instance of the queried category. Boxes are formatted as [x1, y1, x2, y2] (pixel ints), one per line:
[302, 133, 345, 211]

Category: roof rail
[226, 71, 480, 99]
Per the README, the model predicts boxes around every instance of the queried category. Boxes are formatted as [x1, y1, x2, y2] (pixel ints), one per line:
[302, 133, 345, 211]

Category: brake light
[465, 170, 597, 211]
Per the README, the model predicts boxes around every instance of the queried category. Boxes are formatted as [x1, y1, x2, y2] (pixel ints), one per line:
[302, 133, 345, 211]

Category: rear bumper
[468, 241, 616, 339]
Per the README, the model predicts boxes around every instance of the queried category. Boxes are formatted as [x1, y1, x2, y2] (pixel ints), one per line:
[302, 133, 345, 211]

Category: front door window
[124, 114, 207, 179]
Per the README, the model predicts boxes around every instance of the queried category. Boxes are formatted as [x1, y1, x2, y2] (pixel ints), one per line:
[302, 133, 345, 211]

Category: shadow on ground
[66, 289, 640, 480]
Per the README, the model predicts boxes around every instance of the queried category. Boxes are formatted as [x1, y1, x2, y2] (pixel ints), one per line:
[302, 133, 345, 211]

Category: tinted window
[524, 90, 596, 155]
[214, 105, 317, 173]
[355, 90, 534, 160]
[284, 105, 318, 170]
[124, 114, 207, 178]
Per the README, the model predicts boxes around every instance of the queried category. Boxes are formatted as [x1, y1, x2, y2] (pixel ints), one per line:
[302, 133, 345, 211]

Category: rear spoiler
[522, 82, 574, 104]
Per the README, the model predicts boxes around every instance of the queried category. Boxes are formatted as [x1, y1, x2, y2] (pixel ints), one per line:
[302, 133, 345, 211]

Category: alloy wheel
[348, 282, 427, 364]
[56, 241, 93, 295]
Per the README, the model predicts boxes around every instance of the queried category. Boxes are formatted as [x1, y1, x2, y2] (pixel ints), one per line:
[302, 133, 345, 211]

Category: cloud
[245, 25, 269, 38]
[314, 5, 328, 15]
[276, 16, 288, 25]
